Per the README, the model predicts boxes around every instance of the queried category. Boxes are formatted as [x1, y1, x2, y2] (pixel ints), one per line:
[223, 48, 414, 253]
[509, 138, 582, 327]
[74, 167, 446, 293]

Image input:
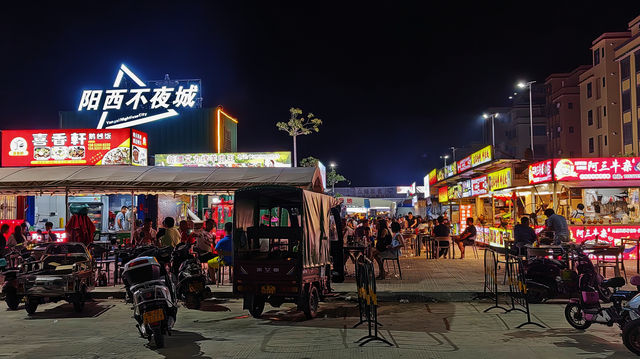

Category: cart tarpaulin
[302, 190, 339, 268]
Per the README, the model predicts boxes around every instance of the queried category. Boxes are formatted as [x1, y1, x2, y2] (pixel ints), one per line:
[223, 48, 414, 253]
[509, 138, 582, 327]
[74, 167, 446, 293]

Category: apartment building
[579, 31, 631, 156]
[614, 15, 640, 155]
[545, 65, 590, 157]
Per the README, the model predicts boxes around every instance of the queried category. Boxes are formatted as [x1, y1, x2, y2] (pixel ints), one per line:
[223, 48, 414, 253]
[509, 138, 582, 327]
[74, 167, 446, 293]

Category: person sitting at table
[370, 219, 393, 279]
[433, 215, 450, 258]
[454, 217, 476, 259]
[372, 221, 405, 279]
[544, 208, 570, 245]
[355, 219, 371, 245]
[513, 216, 537, 256]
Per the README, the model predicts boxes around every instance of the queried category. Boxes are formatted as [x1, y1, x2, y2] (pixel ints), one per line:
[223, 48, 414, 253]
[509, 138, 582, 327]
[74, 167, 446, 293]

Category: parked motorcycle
[525, 244, 611, 303]
[621, 287, 640, 355]
[123, 253, 177, 348]
[171, 243, 209, 309]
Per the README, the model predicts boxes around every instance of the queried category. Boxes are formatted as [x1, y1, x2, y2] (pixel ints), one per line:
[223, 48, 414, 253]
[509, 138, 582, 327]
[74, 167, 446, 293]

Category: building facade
[614, 15, 640, 155]
[579, 31, 631, 157]
[545, 65, 590, 157]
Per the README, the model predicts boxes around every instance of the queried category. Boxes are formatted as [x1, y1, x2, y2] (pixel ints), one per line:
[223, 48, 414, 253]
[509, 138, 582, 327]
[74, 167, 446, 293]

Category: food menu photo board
[554, 157, 640, 181]
[155, 152, 292, 167]
[528, 159, 553, 184]
[1, 129, 147, 166]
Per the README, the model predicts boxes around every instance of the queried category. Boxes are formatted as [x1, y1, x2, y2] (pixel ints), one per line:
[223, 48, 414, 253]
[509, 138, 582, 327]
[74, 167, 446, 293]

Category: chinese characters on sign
[471, 145, 492, 167]
[488, 168, 512, 191]
[457, 156, 472, 172]
[554, 157, 640, 181]
[471, 176, 488, 196]
[460, 205, 473, 232]
[528, 159, 553, 184]
[78, 64, 202, 129]
[1, 129, 147, 166]
[154, 152, 292, 168]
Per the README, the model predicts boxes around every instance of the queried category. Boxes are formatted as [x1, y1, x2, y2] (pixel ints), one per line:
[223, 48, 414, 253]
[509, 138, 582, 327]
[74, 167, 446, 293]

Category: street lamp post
[329, 162, 336, 194]
[518, 80, 536, 159]
[450, 147, 458, 162]
[440, 155, 449, 168]
[483, 113, 499, 151]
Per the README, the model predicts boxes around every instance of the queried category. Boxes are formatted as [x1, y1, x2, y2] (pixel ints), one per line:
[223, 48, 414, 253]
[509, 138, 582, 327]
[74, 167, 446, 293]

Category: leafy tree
[299, 156, 319, 168]
[276, 108, 322, 167]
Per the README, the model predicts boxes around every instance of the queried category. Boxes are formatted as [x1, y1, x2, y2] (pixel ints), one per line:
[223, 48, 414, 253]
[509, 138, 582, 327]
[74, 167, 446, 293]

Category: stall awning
[0, 166, 323, 195]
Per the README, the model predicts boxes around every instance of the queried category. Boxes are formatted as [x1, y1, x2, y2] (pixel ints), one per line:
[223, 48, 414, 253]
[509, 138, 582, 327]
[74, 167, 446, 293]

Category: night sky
[2, 1, 640, 186]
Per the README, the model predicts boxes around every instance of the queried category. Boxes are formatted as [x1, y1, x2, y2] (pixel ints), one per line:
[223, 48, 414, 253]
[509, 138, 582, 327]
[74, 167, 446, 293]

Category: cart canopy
[233, 185, 339, 268]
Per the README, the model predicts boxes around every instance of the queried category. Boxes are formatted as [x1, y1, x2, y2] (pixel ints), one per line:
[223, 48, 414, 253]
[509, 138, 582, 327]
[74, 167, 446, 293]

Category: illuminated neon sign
[78, 64, 201, 129]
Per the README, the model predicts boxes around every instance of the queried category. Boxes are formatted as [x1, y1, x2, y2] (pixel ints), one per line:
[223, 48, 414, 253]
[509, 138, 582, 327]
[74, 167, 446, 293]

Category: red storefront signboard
[1, 129, 147, 166]
[528, 159, 553, 184]
[438, 186, 448, 203]
[570, 225, 638, 260]
[457, 156, 472, 173]
[554, 157, 640, 181]
[471, 175, 488, 196]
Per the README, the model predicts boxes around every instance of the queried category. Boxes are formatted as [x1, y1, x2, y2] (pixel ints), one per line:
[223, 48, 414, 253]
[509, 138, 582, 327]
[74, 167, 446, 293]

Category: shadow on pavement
[26, 302, 114, 320]
[152, 330, 213, 359]
[196, 299, 232, 312]
[503, 328, 629, 357]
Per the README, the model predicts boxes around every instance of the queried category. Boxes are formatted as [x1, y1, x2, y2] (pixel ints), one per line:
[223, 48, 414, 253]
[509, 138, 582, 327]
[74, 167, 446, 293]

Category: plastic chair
[382, 252, 402, 279]
[433, 237, 451, 259]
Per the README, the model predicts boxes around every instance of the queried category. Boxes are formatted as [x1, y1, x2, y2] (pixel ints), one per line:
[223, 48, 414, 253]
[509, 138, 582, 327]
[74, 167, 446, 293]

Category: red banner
[1, 129, 147, 166]
[457, 156, 472, 173]
[554, 157, 640, 181]
[528, 159, 553, 184]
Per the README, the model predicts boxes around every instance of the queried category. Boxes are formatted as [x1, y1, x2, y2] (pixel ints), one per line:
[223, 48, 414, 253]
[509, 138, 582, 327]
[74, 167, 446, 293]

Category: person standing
[115, 206, 128, 231]
[544, 208, 570, 244]
[406, 212, 417, 230]
[0, 224, 10, 254]
[570, 204, 586, 224]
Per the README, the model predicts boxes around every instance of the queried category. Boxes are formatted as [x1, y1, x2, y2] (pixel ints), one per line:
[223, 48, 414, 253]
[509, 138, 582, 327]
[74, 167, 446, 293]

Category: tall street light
[440, 155, 449, 168]
[329, 162, 336, 194]
[450, 147, 458, 161]
[483, 113, 499, 150]
[517, 80, 536, 158]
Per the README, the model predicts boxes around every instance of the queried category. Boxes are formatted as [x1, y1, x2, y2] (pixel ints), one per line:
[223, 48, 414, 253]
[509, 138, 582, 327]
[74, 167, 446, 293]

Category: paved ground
[0, 297, 636, 358]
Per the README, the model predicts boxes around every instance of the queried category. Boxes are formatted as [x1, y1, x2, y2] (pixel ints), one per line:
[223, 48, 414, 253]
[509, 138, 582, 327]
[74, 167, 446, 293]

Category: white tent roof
[0, 166, 323, 195]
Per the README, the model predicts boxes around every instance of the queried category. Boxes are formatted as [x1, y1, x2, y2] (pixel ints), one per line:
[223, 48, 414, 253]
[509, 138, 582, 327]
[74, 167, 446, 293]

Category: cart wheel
[25, 297, 38, 315]
[248, 295, 265, 318]
[4, 287, 20, 310]
[301, 286, 319, 320]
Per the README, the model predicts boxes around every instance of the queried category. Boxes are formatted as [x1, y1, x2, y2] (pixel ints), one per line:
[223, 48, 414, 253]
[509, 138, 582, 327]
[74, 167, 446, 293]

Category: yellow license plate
[143, 309, 165, 324]
[261, 285, 276, 295]
[189, 282, 203, 292]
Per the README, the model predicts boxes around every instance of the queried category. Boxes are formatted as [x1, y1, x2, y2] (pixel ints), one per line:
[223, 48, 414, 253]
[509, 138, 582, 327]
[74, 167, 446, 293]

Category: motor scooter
[171, 243, 209, 309]
[123, 255, 177, 348]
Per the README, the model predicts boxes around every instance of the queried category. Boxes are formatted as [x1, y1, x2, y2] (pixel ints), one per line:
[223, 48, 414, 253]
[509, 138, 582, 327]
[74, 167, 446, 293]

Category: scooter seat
[630, 276, 640, 286]
[602, 277, 626, 288]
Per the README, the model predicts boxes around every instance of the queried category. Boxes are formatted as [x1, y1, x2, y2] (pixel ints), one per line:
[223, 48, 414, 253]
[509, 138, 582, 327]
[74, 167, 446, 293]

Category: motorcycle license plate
[143, 309, 165, 324]
[189, 282, 203, 292]
[261, 285, 276, 295]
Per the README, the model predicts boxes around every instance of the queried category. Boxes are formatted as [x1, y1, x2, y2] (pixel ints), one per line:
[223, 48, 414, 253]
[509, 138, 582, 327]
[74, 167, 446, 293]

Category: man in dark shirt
[454, 217, 477, 259]
[406, 212, 417, 230]
[433, 215, 450, 258]
[513, 217, 537, 255]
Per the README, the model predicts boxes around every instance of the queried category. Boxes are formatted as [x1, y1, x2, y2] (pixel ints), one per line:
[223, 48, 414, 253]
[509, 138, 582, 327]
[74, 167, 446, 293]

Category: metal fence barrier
[481, 246, 545, 328]
[353, 256, 392, 346]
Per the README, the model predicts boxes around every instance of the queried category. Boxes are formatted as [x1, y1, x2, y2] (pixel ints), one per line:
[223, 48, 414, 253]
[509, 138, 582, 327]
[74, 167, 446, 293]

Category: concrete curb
[90, 288, 509, 303]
